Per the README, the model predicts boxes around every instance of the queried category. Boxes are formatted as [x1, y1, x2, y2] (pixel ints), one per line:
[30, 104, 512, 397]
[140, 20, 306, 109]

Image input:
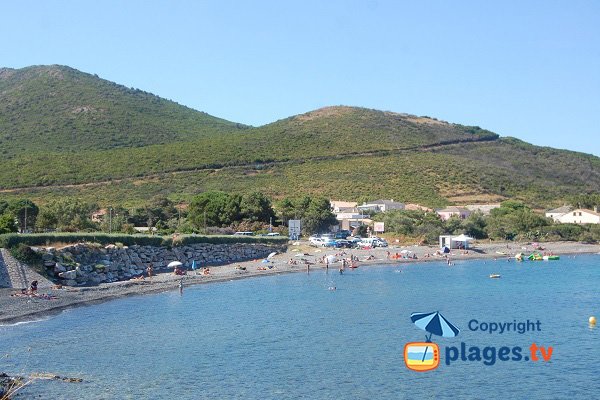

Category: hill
[0, 65, 245, 157]
[0, 65, 599, 208]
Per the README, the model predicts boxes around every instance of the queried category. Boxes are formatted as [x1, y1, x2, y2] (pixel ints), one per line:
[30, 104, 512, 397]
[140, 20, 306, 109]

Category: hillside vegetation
[0, 65, 245, 157]
[1, 65, 599, 208]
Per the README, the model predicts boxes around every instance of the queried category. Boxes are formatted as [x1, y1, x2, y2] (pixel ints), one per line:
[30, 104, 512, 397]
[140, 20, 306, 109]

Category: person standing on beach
[179, 279, 183, 294]
[147, 264, 154, 278]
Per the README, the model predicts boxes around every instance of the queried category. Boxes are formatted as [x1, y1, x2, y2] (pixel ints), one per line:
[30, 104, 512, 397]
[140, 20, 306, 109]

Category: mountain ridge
[0, 65, 598, 208]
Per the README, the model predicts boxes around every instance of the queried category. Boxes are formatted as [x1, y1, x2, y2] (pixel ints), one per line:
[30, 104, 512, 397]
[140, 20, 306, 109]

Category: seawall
[37, 242, 285, 286]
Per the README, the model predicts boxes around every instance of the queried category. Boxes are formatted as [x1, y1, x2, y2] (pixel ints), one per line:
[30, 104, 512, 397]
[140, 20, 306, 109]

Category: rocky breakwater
[37, 242, 284, 286]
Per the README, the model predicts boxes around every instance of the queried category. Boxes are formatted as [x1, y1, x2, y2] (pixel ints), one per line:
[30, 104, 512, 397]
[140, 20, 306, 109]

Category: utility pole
[109, 208, 113, 234]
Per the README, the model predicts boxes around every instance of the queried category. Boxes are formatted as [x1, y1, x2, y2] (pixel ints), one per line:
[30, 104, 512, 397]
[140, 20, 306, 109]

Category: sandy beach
[1, 241, 599, 325]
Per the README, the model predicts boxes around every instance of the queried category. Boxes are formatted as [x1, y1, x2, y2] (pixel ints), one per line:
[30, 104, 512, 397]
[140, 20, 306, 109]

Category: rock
[58, 270, 77, 280]
[54, 264, 67, 273]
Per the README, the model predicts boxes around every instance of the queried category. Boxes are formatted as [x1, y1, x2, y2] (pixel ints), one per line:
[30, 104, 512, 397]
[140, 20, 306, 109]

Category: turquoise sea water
[1, 254, 599, 399]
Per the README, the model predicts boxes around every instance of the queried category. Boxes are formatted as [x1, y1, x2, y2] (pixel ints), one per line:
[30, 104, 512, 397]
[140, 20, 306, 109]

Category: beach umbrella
[411, 311, 460, 363]
[191, 260, 197, 270]
[261, 259, 270, 263]
[291, 249, 300, 252]
[400, 249, 411, 254]
[167, 261, 183, 268]
[410, 311, 460, 341]
[326, 255, 338, 263]
[267, 252, 277, 259]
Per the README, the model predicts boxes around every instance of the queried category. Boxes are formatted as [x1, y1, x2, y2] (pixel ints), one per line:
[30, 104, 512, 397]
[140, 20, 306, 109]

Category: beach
[1, 241, 599, 325]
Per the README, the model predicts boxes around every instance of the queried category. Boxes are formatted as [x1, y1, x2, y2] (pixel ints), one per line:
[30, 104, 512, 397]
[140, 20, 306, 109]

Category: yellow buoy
[589, 316, 597, 325]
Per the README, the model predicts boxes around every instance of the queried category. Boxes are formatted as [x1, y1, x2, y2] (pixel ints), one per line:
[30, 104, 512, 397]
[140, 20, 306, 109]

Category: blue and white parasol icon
[410, 311, 460, 362]
[411, 311, 460, 341]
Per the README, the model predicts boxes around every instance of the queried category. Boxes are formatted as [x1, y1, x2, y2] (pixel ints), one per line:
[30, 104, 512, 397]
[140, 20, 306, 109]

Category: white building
[545, 206, 573, 222]
[465, 204, 501, 216]
[330, 200, 358, 213]
[555, 208, 600, 224]
[357, 199, 405, 213]
[436, 206, 471, 221]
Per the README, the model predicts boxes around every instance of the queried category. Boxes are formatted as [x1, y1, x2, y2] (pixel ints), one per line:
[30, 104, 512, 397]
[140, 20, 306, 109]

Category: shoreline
[1, 241, 599, 326]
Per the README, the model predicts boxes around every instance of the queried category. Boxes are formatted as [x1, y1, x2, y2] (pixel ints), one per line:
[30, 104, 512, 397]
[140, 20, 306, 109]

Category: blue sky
[2, 1, 599, 155]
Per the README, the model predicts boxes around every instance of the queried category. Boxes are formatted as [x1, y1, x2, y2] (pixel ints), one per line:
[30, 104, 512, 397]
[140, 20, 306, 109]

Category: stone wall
[37, 242, 284, 286]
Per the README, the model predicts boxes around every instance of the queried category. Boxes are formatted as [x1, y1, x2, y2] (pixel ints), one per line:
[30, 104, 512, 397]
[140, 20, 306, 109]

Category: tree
[7, 199, 39, 232]
[301, 197, 337, 235]
[37, 199, 97, 231]
[276, 198, 296, 225]
[0, 213, 17, 234]
[486, 201, 549, 240]
[188, 191, 241, 228]
[460, 212, 487, 239]
[240, 192, 275, 223]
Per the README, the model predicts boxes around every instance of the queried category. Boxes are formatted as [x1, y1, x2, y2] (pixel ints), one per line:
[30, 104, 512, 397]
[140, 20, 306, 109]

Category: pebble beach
[1, 241, 599, 325]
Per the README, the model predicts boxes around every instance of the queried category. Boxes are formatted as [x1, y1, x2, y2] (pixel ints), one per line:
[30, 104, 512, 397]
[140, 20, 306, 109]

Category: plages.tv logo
[404, 311, 460, 372]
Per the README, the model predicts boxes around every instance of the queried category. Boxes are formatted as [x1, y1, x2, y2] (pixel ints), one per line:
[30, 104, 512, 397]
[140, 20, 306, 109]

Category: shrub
[9, 243, 42, 266]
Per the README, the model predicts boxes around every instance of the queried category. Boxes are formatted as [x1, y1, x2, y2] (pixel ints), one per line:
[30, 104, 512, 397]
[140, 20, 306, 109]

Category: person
[147, 264, 154, 278]
[178, 279, 183, 294]
[30, 280, 38, 294]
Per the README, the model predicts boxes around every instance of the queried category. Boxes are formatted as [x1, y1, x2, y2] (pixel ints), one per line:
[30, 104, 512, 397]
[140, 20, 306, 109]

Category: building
[357, 199, 405, 213]
[465, 204, 501, 216]
[555, 208, 600, 224]
[436, 206, 471, 221]
[330, 200, 358, 213]
[545, 206, 573, 222]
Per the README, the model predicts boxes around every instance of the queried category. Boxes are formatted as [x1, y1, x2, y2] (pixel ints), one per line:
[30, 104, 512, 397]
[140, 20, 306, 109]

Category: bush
[9, 243, 42, 266]
[0, 232, 288, 249]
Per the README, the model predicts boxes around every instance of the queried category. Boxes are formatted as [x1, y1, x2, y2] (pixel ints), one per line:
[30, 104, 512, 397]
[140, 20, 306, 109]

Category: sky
[2, 0, 599, 156]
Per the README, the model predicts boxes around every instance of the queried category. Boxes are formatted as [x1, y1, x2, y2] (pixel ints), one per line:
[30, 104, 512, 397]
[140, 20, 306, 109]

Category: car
[266, 232, 281, 236]
[309, 236, 325, 246]
[335, 239, 352, 248]
[334, 230, 352, 239]
[357, 237, 389, 248]
[322, 237, 339, 247]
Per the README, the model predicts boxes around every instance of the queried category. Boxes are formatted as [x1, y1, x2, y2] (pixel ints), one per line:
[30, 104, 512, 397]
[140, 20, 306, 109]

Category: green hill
[0, 65, 245, 157]
[0, 65, 599, 208]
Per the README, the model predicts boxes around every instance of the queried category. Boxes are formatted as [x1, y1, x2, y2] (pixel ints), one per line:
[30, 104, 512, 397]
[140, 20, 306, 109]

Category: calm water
[2, 254, 599, 399]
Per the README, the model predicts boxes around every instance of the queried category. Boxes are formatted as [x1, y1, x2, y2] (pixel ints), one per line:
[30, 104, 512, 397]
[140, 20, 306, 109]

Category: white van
[234, 231, 254, 236]
[358, 237, 388, 248]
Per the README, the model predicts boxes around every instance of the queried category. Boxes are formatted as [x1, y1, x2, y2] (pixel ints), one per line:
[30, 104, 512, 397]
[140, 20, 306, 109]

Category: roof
[546, 206, 573, 214]
[365, 199, 404, 206]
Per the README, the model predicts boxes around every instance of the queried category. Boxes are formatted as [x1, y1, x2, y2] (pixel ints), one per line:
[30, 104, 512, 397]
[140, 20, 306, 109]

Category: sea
[1, 254, 599, 399]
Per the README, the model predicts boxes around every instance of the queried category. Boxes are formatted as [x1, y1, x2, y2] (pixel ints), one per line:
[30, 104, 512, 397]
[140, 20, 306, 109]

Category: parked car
[309, 236, 325, 246]
[334, 230, 352, 239]
[358, 237, 388, 248]
[322, 237, 338, 247]
[335, 239, 352, 248]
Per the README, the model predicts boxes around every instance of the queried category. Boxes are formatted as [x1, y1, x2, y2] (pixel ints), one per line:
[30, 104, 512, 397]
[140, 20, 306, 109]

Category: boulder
[58, 270, 77, 280]
[54, 264, 67, 273]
